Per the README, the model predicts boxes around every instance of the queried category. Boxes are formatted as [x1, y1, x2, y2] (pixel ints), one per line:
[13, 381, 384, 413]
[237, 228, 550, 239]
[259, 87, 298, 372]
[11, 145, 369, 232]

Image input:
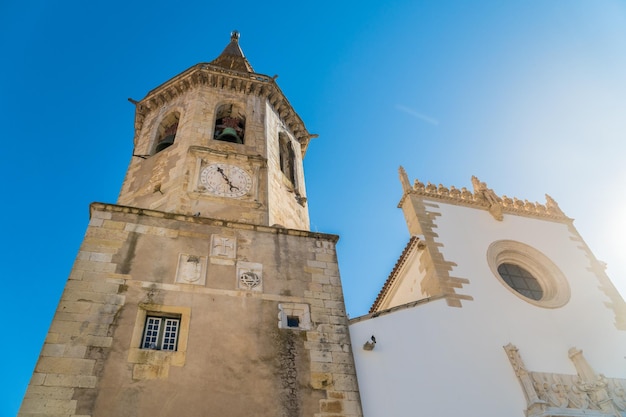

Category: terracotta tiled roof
[209, 31, 254, 73]
[369, 236, 420, 313]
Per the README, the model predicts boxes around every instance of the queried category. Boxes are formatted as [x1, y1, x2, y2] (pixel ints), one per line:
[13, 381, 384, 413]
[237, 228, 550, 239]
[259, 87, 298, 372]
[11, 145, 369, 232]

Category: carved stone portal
[504, 343, 626, 417]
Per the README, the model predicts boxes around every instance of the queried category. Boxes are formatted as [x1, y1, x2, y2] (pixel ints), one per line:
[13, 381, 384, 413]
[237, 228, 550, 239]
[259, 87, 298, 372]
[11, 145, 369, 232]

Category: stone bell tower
[118, 31, 313, 230]
[19, 33, 362, 417]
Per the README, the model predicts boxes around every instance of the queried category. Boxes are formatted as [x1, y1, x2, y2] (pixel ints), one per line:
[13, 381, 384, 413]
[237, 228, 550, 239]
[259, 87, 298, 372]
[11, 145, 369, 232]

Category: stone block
[41, 344, 66, 357]
[304, 266, 325, 274]
[89, 252, 113, 263]
[89, 281, 124, 294]
[65, 345, 88, 358]
[76, 251, 91, 261]
[19, 399, 77, 415]
[307, 260, 327, 268]
[57, 301, 92, 314]
[61, 290, 118, 304]
[90, 210, 112, 220]
[49, 320, 110, 338]
[43, 374, 97, 388]
[309, 350, 332, 363]
[315, 253, 335, 263]
[132, 363, 170, 380]
[312, 292, 331, 300]
[327, 391, 345, 399]
[36, 357, 95, 375]
[311, 313, 331, 324]
[310, 372, 333, 389]
[331, 352, 354, 364]
[323, 300, 344, 310]
[342, 399, 362, 415]
[304, 341, 341, 352]
[319, 399, 343, 413]
[101, 219, 127, 230]
[324, 267, 340, 277]
[88, 217, 104, 227]
[331, 374, 358, 391]
[312, 274, 330, 284]
[23, 386, 74, 400]
[29, 373, 46, 386]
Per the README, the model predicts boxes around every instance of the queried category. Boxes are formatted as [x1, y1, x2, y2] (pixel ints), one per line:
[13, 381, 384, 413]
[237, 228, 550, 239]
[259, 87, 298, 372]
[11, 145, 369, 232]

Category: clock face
[199, 163, 252, 198]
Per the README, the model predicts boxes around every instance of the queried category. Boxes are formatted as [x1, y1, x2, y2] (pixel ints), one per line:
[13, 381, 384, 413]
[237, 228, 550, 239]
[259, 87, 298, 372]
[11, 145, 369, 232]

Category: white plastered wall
[350, 199, 626, 417]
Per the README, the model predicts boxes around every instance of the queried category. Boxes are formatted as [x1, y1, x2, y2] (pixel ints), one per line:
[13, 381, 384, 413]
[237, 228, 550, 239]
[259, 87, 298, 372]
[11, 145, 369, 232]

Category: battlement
[398, 166, 569, 222]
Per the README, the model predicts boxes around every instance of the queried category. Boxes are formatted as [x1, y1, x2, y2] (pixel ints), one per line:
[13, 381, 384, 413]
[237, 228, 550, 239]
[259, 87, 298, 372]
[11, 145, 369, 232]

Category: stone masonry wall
[20, 203, 362, 417]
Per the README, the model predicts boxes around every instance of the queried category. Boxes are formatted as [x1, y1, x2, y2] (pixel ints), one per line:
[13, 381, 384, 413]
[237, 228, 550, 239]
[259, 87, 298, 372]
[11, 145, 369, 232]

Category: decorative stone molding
[398, 167, 569, 222]
[504, 344, 626, 416]
[131, 64, 317, 156]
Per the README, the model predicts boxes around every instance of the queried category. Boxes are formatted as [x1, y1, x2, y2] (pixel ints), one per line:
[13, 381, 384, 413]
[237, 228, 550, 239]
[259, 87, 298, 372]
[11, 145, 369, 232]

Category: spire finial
[399, 166, 411, 193]
[209, 30, 254, 72]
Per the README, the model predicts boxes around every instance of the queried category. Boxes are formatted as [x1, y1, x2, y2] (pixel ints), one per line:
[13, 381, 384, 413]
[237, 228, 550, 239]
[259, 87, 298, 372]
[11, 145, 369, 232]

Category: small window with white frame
[142, 315, 181, 351]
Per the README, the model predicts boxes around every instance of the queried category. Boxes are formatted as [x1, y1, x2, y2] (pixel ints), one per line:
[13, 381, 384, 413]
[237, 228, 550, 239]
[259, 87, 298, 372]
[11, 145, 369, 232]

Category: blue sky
[3, 1, 626, 414]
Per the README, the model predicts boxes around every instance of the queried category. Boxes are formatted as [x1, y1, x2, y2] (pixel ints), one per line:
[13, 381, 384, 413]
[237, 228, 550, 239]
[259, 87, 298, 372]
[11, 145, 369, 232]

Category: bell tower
[118, 31, 313, 230]
[19, 33, 362, 417]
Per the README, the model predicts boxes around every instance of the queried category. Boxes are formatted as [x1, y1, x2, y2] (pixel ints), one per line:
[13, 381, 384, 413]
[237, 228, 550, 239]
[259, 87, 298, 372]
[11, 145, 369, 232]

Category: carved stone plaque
[175, 253, 207, 286]
[210, 235, 236, 259]
[236, 261, 262, 292]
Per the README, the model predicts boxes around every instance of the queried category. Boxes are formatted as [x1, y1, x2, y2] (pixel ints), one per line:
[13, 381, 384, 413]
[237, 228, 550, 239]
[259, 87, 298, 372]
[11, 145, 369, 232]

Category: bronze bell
[155, 134, 175, 152]
[215, 127, 242, 144]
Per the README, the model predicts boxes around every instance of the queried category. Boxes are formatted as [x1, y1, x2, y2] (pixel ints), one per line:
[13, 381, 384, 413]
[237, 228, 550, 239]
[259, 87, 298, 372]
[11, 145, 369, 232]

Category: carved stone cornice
[398, 167, 570, 222]
[89, 202, 338, 242]
[131, 64, 316, 156]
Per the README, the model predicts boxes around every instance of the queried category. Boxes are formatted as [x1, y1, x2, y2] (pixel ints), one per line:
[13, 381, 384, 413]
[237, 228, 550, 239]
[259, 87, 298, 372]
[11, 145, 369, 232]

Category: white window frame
[141, 315, 181, 351]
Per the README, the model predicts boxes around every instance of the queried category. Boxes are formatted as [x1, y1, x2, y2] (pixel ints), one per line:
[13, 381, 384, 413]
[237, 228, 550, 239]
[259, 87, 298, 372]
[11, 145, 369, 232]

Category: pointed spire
[209, 30, 255, 73]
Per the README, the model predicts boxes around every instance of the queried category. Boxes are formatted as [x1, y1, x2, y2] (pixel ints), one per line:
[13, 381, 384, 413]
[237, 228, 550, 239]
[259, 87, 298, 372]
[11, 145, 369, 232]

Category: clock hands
[216, 167, 240, 191]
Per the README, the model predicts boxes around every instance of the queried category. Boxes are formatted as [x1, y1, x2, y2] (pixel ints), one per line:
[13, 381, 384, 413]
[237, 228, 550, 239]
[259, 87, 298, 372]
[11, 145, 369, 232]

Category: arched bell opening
[279, 132, 296, 186]
[153, 112, 180, 154]
[214, 104, 245, 144]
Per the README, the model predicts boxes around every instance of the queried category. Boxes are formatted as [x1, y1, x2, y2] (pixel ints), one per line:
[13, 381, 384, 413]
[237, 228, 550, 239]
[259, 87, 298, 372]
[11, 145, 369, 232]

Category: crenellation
[399, 168, 570, 222]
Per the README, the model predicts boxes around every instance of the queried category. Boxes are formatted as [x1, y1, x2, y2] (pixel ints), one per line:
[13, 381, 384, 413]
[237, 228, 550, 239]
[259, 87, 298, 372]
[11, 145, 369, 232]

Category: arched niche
[279, 132, 296, 185]
[214, 103, 246, 144]
[153, 112, 180, 154]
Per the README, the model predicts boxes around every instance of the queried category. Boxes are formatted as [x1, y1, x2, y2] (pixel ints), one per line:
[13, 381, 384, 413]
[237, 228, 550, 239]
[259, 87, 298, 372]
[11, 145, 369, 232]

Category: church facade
[18, 33, 362, 417]
[19, 32, 626, 417]
[349, 168, 626, 416]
